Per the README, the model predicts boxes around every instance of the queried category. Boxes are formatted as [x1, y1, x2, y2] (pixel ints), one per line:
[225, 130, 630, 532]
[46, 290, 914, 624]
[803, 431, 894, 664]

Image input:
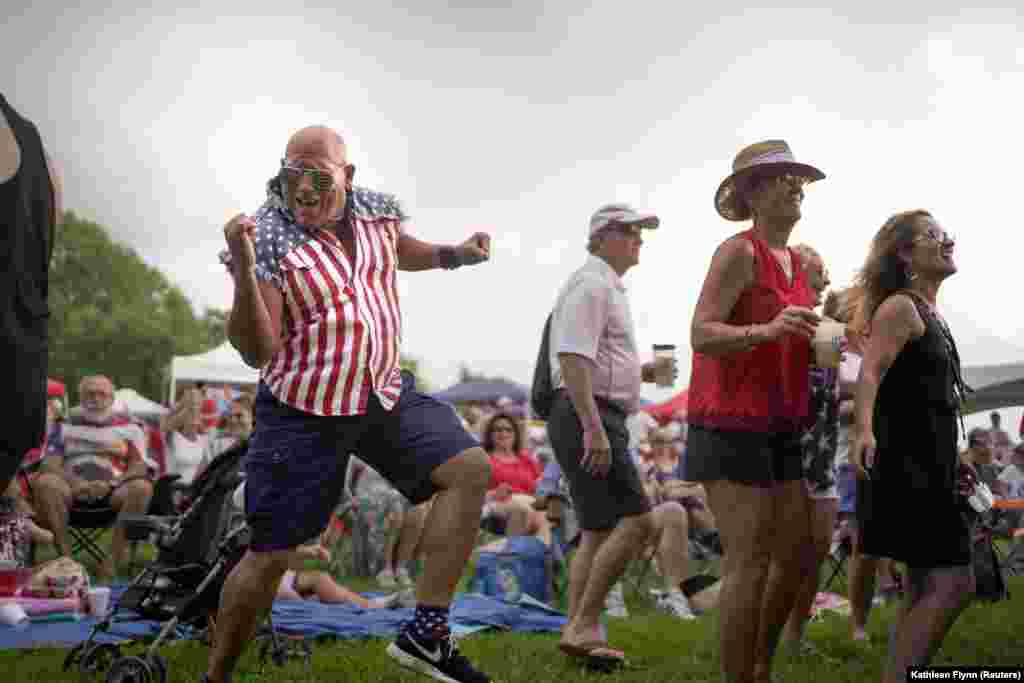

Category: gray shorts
[546, 392, 650, 531]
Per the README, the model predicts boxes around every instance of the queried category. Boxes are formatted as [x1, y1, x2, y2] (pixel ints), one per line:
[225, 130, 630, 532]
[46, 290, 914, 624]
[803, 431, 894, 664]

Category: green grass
[3, 556, 1023, 683]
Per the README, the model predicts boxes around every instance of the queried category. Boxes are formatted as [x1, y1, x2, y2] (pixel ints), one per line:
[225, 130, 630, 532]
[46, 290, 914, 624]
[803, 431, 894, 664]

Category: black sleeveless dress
[0, 93, 54, 473]
[857, 293, 971, 568]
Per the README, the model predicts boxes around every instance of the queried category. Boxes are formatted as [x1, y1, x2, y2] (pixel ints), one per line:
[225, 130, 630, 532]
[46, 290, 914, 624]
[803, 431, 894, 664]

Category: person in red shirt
[687, 140, 823, 683]
[479, 413, 549, 542]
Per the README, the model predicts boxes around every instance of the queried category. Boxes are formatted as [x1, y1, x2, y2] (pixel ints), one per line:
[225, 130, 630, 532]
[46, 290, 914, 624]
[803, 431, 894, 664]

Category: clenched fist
[456, 232, 491, 266]
[224, 213, 257, 275]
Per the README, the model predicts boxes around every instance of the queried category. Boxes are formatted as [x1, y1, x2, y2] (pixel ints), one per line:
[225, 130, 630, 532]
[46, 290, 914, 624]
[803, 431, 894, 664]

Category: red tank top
[687, 229, 815, 433]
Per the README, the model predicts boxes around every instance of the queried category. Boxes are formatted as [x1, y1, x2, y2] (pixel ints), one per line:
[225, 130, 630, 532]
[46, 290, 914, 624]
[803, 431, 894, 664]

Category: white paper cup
[87, 587, 111, 616]
[0, 601, 28, 627]
[812, 321, 845, 369]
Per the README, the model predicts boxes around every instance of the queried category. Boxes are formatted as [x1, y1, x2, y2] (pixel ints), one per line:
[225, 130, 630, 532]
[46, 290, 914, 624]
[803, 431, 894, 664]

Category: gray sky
[5, 2, 1024, 431]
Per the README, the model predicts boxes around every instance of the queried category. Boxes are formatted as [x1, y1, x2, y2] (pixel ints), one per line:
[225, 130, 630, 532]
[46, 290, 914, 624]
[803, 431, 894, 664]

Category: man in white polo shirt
[548, 203, 675, 665]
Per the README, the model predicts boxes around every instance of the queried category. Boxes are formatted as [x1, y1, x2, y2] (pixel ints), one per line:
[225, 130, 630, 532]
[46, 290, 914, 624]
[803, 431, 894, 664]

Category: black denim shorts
[684, 424, 803, 486]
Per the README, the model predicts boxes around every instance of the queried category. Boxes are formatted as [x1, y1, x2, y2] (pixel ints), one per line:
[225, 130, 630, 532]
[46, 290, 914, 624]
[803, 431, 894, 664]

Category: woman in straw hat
[686, 140, 823, 683]
[847, 210, 973, 683]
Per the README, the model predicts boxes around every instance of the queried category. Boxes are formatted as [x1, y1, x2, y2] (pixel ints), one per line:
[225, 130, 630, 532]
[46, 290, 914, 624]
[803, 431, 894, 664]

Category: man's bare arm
[397, 231, 490, 272]
[396, 233, 442, 271]
[558, 353, 603, 433]
[227, 274, 283, 368]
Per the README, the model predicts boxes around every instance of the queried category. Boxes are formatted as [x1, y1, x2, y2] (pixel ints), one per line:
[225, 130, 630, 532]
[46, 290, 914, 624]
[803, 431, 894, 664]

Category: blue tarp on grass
[0, 586, 566, 650]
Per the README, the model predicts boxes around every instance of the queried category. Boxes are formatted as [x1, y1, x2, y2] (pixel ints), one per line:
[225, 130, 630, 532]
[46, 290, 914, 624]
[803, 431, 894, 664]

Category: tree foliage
[48, 211, 226, 405]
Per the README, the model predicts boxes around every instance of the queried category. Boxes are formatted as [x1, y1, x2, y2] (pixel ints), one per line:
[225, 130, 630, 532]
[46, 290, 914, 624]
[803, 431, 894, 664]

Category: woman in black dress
[849, 210, 973, 683]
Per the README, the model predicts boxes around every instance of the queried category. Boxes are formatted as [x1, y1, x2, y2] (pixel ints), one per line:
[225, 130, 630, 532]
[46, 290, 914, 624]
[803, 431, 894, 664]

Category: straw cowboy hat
[714, 140, 825, 221]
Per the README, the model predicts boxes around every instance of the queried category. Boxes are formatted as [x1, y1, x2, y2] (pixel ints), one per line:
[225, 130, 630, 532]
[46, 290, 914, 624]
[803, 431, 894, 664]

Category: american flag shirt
[222, 179, 406, 416]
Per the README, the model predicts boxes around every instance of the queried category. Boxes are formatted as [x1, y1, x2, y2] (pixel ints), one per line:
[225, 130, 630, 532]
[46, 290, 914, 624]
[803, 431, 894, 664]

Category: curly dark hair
[480, 412, 522, 454]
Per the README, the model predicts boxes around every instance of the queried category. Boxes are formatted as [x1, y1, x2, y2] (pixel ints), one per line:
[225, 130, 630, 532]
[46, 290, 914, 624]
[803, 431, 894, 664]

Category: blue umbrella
[432, 380, 529, 404]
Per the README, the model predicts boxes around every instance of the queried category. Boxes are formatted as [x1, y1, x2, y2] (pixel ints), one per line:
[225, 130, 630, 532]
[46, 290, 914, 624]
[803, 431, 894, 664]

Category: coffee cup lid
[652, 344, 677, 350]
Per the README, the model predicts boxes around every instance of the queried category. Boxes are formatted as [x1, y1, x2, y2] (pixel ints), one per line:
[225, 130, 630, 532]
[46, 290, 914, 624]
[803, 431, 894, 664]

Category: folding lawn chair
[820, 519, 853, 593]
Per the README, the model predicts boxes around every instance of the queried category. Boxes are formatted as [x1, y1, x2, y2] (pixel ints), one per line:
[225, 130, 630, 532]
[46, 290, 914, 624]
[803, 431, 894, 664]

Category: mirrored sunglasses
[280, 160, 336, 193]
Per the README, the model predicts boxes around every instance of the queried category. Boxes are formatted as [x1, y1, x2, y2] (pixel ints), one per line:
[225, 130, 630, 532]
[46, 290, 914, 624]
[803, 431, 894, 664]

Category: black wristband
[438, 246, 460, 270]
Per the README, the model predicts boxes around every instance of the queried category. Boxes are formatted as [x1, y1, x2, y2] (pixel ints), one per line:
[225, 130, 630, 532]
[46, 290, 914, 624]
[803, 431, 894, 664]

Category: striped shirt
[46, 412, 152, 482]
[222, 179, 406, 416]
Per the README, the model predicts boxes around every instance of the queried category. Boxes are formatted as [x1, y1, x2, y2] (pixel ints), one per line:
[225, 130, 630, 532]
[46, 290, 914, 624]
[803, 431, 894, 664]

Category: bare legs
[393, 500, 430, 571]
[206, 447, 489, 683]
[30, 472, 72, 557]
[782, 495, 837, 644]
[847, 520, 900, 640]
[651, 501, 691, 590]
[293, 570, 379, 608]
[560, 512, 653, 647]
[106, 479, 153, 577]
[412, 448, 490, 607]
[883, 566, 973, 683]
[706, 480, 811, 683]
[31, 473, 152, 578]
[208, 548, 290, 682]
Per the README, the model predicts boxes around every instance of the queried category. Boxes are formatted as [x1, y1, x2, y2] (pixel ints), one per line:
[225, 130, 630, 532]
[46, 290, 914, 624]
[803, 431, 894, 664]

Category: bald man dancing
[208, 126, 493, 683]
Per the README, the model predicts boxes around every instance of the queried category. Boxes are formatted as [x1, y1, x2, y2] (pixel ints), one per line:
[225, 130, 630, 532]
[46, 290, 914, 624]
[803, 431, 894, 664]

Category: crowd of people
[2, 91, 1017, 683]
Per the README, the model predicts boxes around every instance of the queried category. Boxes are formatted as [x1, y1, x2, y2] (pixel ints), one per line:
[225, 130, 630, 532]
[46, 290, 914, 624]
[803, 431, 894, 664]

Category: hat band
[746, 149, 796, 166]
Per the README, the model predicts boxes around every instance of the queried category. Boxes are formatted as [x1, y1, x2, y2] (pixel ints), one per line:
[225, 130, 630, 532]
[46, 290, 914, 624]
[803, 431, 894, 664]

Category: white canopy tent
[167, 341, 260, 404]
[114, 388, 169, 418]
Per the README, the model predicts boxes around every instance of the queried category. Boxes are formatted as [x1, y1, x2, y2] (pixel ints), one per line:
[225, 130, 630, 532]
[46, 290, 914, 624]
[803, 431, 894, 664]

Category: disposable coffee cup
[87, 587, 111, 616]
[652, 344, 677, 387]
[812, 321, 845, 369]
[0, 602, 28, 627]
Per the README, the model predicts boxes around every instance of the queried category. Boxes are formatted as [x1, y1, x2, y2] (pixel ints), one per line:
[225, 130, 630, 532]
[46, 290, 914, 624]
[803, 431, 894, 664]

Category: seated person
[1, 478, 54, 565]
[998, 443, 1024, 492]
[995, 443, 1024, 532]
[350, 457, 428, 588]
[622, 427, 727, 620]
[479, 413, 550, 544]
[31, 375, 154, 580]
[640, 429, 717, 543]
[533, 457, 577, 544]
[961, 427, 1007, 496]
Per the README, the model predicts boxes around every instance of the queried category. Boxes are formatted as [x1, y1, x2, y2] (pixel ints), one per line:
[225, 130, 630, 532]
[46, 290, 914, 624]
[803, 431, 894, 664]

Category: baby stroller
[64, 441, 310, 683]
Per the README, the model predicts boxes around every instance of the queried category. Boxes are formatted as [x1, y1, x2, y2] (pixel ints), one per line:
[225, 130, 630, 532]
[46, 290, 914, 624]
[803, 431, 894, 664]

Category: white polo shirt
[549, 254, 642, 414]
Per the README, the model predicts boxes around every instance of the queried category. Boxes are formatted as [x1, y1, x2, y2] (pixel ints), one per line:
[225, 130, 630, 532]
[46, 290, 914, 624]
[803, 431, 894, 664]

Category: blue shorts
[245, 371, 480, 552]
[837, 464, 857, 515]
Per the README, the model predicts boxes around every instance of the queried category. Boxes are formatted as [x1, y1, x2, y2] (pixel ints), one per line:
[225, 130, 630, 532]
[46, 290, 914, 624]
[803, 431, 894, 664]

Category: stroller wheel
[80, 643, 122, 679]
[105, 656, 153, 683]
[146, 654, 167, 683]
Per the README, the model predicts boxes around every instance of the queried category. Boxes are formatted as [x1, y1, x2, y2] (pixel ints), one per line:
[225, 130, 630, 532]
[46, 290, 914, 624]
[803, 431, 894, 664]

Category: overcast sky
[4, 1, 1024, 429]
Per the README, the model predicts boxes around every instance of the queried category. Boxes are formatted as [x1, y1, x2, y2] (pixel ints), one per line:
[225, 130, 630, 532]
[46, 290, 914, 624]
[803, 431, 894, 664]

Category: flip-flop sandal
[558, 641, 625, 662]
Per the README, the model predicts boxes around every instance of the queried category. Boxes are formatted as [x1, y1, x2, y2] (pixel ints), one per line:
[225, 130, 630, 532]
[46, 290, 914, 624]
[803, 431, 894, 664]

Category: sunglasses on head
[280, 159, 337, 193]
